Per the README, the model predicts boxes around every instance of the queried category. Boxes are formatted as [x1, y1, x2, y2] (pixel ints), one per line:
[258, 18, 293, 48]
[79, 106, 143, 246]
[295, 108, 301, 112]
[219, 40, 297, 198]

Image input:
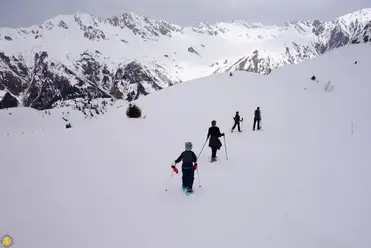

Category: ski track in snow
[1, 44, 371, 248]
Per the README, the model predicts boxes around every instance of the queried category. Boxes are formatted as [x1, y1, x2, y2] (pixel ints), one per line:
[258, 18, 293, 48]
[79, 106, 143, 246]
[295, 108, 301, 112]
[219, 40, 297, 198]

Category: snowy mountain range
[1, 8, 371, 110]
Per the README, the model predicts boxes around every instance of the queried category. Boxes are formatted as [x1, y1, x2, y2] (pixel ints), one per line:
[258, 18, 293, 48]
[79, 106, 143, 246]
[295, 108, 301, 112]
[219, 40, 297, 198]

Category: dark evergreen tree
[126, 103, 142, 118]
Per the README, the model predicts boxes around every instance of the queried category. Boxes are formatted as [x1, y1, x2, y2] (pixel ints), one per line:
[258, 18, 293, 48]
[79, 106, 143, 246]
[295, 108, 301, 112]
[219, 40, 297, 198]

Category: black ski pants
[232, 121, 241, 131]
[211, 147, 218, 158]
[253, 118, 261, 130]
[182, 168, 194, 189]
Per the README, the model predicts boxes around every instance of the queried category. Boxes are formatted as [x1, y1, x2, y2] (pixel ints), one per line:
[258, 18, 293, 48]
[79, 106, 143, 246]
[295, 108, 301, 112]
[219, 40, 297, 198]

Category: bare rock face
[0, 92, 18, 108]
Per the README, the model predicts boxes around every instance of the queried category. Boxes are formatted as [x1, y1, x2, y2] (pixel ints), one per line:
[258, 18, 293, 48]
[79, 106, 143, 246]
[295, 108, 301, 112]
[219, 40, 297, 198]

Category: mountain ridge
[1, 8, 371, 110]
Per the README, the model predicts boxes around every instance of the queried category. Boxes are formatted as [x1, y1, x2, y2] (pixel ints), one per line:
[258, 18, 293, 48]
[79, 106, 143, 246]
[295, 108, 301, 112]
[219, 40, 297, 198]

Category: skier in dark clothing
[231, 111, 243, 132]
[207, 120, 225, 162]
[253, 107, 262, 131]
[171, 142, 198, 193]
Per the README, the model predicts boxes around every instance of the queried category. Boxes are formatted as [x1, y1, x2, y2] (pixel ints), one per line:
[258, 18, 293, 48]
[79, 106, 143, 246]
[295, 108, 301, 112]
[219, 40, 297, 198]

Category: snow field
[0, 44, 371, 248]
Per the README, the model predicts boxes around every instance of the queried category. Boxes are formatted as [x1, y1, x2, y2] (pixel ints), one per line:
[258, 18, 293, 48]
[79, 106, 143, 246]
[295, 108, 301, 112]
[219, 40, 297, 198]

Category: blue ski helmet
[185, 142, 193, 150]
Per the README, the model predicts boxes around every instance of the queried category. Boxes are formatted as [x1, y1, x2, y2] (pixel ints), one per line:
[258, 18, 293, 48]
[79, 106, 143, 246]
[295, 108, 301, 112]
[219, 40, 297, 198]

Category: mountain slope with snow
[352, 20, 371, 44]
[1, 8, 371, 110]
[1, 44, 371, 247]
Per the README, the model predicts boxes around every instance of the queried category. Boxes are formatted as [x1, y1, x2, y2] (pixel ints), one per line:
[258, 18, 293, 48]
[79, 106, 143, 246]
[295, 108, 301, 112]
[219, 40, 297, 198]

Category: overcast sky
[0, 0, 370, 28]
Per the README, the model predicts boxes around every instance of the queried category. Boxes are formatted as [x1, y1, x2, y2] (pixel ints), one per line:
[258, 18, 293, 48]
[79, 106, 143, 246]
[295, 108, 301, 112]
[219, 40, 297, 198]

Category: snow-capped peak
[337, 8, 371, 23]
[106, 12, 182, 39]
[1, 8, 371, 110]
[335, 8, 371, 35]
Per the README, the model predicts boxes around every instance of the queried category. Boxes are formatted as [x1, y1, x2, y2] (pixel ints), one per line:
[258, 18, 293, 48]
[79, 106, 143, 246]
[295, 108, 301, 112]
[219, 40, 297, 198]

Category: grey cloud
[0, 0, 370, 28]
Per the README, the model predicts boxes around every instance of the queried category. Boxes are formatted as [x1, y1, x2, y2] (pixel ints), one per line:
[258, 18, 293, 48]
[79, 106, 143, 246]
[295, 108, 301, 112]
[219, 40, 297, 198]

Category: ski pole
[165, 170, 174, 191]
[260, 119, 262, 130]
[223, 136, 228, 160]
[195, 139, 207, 188]
[196, 168, 201, 187]
[197, 138, 208, 158]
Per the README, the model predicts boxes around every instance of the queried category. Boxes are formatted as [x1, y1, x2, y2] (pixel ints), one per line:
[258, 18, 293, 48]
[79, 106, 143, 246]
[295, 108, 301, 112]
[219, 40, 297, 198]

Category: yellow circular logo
[1, 235, 13, 248]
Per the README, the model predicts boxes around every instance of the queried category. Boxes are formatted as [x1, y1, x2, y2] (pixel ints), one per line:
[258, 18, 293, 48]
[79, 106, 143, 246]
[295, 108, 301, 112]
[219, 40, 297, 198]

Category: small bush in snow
[66, 123, 72, 129]
[311, 75, 316, 81]
[126, 103, 142, 118]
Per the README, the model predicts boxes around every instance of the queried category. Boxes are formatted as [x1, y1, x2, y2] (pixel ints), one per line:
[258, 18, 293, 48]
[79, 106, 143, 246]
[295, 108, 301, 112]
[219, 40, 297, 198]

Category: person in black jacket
[231, 111, 243, 132]
[253, 107, 261, 131]
[207, 120, 225, 162]
[171, 142, 198, 193]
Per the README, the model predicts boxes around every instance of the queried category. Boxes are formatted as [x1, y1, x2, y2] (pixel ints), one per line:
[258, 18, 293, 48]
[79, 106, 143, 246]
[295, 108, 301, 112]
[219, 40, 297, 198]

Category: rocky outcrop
[0, 92, 18, 108]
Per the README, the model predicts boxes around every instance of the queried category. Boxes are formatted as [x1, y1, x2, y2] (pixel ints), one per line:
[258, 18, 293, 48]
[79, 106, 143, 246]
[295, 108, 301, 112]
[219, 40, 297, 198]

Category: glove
[193, 163, 198, 170]
[171, 165, 179, 174]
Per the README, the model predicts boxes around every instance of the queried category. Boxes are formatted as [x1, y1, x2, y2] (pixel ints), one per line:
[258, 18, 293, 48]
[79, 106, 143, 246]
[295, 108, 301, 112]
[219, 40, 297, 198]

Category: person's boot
[186, 186, 193, 193]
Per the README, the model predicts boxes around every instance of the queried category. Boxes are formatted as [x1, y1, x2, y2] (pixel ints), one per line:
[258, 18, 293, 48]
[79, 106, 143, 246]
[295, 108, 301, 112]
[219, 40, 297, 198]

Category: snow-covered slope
[0, 98, 115, 135]
[1, 8, 371, 110]
[1, 44, 371, 247]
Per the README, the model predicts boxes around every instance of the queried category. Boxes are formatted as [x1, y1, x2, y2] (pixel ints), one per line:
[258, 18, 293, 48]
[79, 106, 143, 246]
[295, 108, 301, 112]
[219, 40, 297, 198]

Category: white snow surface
[1, 44, 371, 247]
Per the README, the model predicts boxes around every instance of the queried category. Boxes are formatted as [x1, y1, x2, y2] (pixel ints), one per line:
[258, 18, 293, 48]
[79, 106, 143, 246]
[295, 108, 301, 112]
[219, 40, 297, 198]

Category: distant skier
[171, 142, 198, 193]
[207, 120, 225, 162]
[253, 107, 261, 131]
[231, 111, 243, 132]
